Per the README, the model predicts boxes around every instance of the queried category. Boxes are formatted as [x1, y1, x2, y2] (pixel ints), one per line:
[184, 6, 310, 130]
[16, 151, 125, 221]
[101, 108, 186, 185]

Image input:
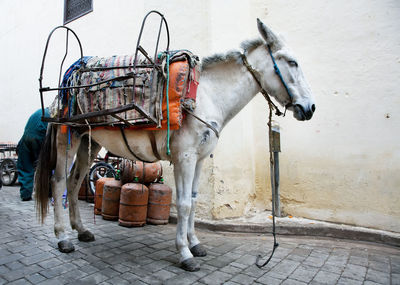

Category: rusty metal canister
[140, 162, 163, 184]
[118, 182, 149, 227]
[147, 181, 172, 225]
[120, 159, 137, 184]
[101, 180, 122, 221]
[94, 178, 115, 215]
[78, 177, 93, 202]
[120, 160, 162, 184]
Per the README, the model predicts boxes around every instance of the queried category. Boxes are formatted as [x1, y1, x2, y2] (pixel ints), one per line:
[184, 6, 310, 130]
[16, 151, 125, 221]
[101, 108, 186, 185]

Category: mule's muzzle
[293, 104, 315, 121]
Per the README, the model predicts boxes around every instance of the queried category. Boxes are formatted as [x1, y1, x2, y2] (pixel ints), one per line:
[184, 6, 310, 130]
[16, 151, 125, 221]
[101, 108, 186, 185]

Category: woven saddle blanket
[50, 50, 199, 129]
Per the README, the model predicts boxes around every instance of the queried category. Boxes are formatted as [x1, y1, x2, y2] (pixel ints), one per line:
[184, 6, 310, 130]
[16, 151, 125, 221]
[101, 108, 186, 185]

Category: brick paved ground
[0, 185, 399, 285]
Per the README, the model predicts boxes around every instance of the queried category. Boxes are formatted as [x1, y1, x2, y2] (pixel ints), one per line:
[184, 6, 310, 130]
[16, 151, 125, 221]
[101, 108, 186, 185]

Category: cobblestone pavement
[0, 186, 399, 285]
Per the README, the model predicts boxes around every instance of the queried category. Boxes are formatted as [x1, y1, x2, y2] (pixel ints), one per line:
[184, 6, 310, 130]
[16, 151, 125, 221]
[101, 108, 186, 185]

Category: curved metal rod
[58, 30, 70, 88]
[135, 10, 170, 57]
[39, 26, 84, 117]
[57, 30, 69, 119]
[132, 10, 170, 92]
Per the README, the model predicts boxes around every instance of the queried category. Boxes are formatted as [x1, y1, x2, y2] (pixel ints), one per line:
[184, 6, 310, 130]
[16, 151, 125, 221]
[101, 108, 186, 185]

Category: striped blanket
[50, 50, 199, 129]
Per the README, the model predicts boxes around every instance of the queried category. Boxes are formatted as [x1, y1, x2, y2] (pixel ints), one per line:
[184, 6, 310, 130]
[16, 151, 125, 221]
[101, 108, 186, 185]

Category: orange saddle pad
[143, 58, 190, 131]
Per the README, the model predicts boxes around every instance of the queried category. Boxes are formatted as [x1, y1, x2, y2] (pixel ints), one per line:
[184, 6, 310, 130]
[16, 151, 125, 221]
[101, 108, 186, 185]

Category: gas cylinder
[120, 159, 137, 184]
[78, 177, 93, 202]
[101, 179, 122, 221]
[118, 181, 149, 227]
[120, 160, 163, 184]
[94, 178, 115, 215]
[138, 161, 163, 184]
[147, 180, 172, 225]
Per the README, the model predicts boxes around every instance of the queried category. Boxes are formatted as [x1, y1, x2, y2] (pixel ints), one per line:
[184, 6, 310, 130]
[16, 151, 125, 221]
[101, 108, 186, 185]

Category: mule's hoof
[78, 230, 95, 242]
[190, 244, 207, 257]
[181, 258, 200, 272]
[58, 240, 75, 253]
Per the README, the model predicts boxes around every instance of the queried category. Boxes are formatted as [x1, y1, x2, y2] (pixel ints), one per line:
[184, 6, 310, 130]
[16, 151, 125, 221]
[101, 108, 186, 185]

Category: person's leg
[17, 136, 35, 200]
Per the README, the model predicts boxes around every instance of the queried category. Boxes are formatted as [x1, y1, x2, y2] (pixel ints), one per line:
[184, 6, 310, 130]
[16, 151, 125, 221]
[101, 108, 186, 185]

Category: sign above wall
[64, 0, 93, 25]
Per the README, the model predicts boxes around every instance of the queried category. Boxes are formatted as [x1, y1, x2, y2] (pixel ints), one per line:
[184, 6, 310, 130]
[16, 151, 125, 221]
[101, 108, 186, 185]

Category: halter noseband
[241, 44, 294, 116]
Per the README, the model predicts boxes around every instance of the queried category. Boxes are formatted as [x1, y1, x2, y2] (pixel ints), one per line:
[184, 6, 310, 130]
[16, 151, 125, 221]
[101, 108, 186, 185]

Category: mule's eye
[288, 60, 298, 67]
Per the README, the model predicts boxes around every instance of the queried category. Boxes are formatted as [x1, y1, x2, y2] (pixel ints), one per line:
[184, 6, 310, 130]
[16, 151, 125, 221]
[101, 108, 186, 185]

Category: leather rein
[240, 45, 295, 268]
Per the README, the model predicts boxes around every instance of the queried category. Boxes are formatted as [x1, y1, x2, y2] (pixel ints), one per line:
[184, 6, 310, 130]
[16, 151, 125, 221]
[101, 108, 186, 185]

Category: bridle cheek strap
[241, 54, 283, 116]
[241, 45, 295, 116]
[267, 45, 294, 112]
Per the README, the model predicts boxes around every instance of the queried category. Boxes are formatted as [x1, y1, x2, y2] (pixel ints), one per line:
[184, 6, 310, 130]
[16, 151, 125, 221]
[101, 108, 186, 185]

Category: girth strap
[119, 126, 155, 163]
[148, 132, 162, 161]
[119, 110, 219, 163]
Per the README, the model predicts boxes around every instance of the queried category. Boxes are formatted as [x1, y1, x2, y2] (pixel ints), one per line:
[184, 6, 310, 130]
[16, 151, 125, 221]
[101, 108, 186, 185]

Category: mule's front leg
[174, 155, 200, 271]
[187, 159, 207, 257]
[67, 138, 100, 242]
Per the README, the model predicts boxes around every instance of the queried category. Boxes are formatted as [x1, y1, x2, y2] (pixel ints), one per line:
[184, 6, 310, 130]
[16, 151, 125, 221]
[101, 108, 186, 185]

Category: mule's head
[253, 19, 315, 121]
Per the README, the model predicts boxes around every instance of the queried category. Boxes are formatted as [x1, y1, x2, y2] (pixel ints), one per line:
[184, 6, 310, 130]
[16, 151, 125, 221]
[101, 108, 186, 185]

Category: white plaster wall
[249, 0, 400, 232]
[1, 0, 399, 232]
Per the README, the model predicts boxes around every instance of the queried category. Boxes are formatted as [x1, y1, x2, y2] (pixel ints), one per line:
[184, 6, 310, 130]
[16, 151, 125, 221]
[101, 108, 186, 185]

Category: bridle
[241, 45, 296, 268]
[241, 44, 295, 116]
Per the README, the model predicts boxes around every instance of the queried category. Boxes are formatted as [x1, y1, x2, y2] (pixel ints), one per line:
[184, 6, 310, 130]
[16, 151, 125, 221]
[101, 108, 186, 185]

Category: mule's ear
[257, 18, 283, 50]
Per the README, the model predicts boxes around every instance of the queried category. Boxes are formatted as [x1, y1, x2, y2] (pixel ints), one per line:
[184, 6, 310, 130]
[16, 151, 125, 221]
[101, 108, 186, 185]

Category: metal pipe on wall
[270, 122, 281, 217]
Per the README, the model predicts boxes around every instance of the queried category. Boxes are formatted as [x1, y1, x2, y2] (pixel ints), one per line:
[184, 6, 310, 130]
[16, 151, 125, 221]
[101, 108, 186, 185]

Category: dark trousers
[17, 135, 43, 199]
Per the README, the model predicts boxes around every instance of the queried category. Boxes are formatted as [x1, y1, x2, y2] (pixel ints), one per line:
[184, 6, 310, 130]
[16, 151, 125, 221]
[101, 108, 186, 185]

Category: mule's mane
[240, 38, 264, 53]
[201, 38, 264, 70]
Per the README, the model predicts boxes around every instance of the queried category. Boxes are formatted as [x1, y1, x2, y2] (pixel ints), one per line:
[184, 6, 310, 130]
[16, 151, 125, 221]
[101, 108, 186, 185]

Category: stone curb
[169, 215, 400, 247]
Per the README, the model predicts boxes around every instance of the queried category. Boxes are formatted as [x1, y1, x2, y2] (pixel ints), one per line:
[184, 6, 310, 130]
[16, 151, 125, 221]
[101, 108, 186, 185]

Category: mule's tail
[34, 124, 57, 223]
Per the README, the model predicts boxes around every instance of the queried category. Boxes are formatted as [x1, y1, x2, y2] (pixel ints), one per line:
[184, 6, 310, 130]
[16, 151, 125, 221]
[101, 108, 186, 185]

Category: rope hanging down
[165, 53, 171, 155]
[240, 51, 287, 268]
[256, 103, 279, 268]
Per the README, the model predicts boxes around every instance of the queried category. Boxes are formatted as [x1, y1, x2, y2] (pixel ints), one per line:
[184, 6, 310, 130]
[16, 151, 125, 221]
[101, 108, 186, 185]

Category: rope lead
[256, 102, 279, 268]
[166, 53, 171, 155]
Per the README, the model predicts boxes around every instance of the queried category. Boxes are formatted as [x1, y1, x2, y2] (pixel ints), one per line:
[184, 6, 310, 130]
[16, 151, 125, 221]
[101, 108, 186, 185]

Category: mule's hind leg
[173, 155, 200, 271]
[52, 130, 80, 253]
[67, 136, 101, 242]
[188, 159, 207, 257]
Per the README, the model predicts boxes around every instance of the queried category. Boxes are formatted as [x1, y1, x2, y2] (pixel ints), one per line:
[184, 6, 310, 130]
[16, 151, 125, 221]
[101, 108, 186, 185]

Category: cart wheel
[0, 159, 18, 186]
[88, 162, 116, 195]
